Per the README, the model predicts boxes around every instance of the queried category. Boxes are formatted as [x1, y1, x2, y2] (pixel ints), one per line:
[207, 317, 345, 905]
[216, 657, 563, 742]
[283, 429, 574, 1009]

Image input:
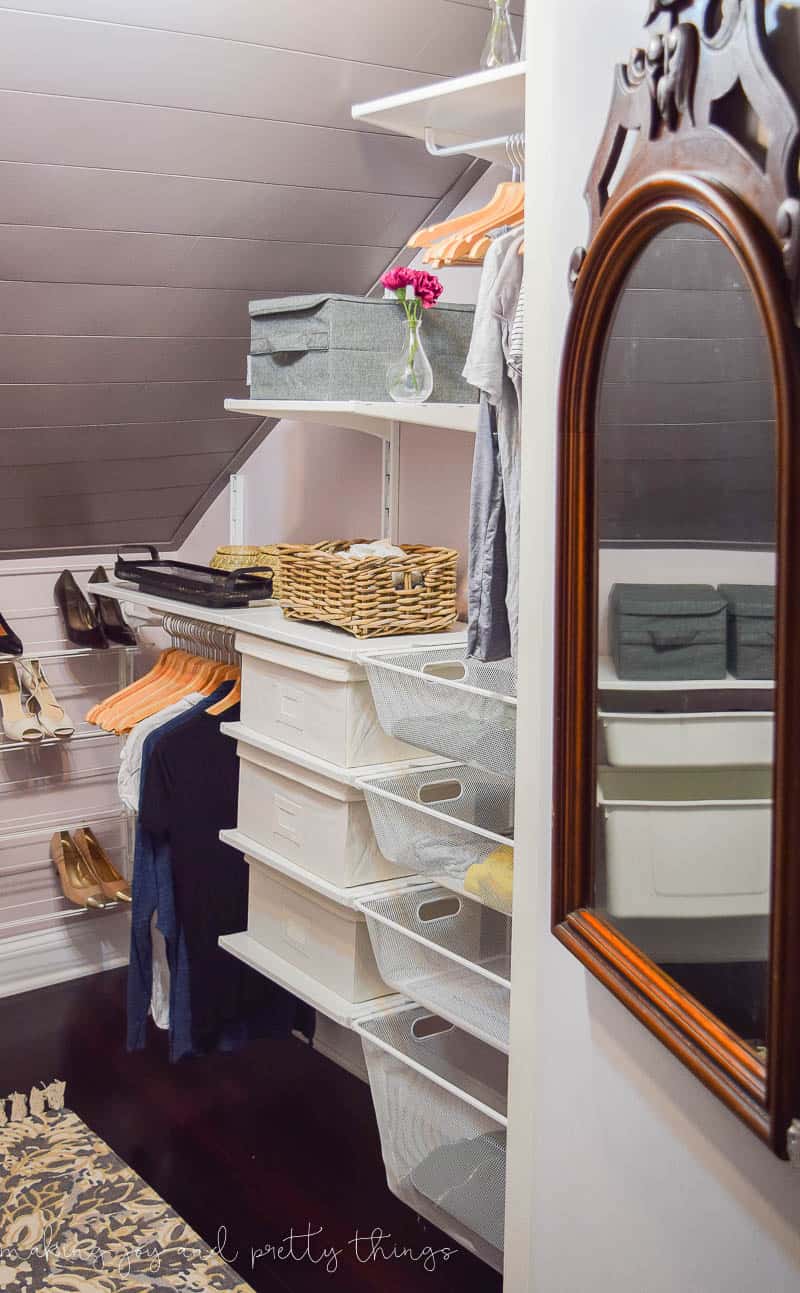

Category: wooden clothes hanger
[418, 131, 526, 267]
[86, 648, 178, 725]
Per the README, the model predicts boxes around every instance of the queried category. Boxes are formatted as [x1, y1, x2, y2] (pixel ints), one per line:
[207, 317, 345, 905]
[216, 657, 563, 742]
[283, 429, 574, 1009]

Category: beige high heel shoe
[50, 831, 105, 908]
[73, 827, 131, 903]
[18, 660, 75, 739]
[0, 661, 43, 744]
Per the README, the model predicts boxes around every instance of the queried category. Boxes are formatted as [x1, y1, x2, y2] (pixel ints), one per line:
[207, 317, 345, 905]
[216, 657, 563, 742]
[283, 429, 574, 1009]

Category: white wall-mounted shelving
[352, 62, 526, 162]
[220, 826, 433, 912]
[219, 931, 405, 1030]
[91, 583, 467, 665]
[224, 399, 479, 440]
[598, 657, 774, 692]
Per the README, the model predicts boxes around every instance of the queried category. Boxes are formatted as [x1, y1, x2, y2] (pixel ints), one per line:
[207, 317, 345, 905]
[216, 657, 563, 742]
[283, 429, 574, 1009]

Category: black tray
[114, 546, 274, 609]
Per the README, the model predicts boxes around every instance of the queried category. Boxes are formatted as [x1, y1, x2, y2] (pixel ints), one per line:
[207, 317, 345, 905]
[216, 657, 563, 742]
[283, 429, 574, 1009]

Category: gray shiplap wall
[597, 222, 777, 549]
[0, 0, 521, 557]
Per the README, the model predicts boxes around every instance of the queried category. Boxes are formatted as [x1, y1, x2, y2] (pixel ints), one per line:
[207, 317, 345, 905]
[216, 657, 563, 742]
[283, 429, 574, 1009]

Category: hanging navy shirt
[138, 698, 309, 1052]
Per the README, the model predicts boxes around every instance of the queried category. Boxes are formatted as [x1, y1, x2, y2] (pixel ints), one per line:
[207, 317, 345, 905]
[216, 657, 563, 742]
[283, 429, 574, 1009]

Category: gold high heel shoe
[73, 827, 132, 903]
[0, 661, 43, 744]
[50, 831, 105, 908]
[18, 660, 74, 739]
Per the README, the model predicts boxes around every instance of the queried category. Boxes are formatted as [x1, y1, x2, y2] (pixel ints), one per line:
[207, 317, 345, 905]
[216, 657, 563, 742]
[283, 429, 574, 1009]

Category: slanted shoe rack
[0, 562, 140, 997]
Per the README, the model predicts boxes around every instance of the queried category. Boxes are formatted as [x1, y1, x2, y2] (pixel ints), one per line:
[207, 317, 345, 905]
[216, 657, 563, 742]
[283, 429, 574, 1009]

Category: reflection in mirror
[594, 220, 776, 1053]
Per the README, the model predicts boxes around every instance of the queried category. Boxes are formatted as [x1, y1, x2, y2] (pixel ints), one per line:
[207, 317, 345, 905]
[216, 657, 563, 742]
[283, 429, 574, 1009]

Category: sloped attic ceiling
[0, 0, 522, 560]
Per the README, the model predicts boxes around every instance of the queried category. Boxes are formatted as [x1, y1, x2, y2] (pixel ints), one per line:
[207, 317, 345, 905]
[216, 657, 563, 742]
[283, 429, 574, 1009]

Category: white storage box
[238, 633, 422, 768]
[363, 647, 517, 775]
[356, 1005, 507, 1271]
[247, 863, 390, 1003]
[235, 733, 414, 888]
[357, 887, 511, 1051]
[357, 763, 514, 880]
[599, 710, 774, 768]
[598, 768, 773, 920]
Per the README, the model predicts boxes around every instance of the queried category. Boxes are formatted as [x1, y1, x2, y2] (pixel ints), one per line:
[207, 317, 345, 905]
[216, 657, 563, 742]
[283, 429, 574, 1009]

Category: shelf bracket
[229, 472, 246, 545]
[382, 423, 401, 544]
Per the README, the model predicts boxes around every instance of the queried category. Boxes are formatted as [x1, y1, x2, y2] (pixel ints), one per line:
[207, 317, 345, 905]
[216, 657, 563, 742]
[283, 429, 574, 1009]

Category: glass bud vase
[481, 0, 518, 69]
[387, 316, 434, 404]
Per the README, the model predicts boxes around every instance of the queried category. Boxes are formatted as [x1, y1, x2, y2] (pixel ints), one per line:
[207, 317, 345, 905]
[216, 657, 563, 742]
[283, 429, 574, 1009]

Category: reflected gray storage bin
[249, 294, 478, 404]
[610, 584, 727, 681]
[719, 584, 775, 680]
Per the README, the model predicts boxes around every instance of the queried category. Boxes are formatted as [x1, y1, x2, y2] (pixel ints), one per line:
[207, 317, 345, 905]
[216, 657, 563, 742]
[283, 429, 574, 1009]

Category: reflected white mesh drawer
[599, 768, 772, 919]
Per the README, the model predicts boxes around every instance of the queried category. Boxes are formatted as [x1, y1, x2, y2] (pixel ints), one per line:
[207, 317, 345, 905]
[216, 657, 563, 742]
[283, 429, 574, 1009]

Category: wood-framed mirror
[552, 0, 800, 1157]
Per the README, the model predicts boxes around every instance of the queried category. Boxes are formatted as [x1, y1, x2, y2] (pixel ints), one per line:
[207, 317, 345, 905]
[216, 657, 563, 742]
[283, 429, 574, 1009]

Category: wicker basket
[259, 542, 339, 600]
[279, 541, 459, 639]
[209, 545, 265, 572]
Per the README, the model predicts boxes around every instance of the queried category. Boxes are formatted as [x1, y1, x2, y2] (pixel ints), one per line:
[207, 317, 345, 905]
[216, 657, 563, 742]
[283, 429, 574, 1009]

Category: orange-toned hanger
[112, 653, 224, 733]
[408, 181, 523, 249]
[87, 648, 177, 725]
[420, 132, 526, 268]
[206, 668, 241, 716]
[96, 649, 197, 732]
[425, 186, 524, 266]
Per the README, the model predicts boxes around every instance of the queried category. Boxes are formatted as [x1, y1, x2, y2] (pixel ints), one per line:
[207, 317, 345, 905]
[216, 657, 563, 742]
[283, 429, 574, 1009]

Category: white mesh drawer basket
[364, 646, 516, 775]
[356, 1005, 507, 1271]
[356, 886, 511, 1052]
[356, 763, 515, 882]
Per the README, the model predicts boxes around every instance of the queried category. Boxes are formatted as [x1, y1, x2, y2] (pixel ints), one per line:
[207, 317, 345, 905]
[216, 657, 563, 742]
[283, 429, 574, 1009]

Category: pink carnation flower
[381, 266, 416, 293]
[381, 266, 444, 309]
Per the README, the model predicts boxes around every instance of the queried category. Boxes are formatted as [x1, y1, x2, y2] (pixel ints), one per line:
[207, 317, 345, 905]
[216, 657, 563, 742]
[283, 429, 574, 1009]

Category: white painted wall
[505, 3, 800, 1290]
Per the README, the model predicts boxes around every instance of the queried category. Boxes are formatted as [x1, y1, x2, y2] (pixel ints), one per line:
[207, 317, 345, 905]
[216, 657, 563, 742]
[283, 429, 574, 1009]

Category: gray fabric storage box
[610, 584, 728, 681]
[249, 294, 478, 404]
[718, 584, 776, 680]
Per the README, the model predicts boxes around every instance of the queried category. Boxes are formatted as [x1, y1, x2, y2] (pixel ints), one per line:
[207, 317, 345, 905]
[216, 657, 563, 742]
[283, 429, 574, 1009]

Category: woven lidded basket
[209, 545, 264, 572]
[279, 541, 458, 639]
[259, 542, 339, 600]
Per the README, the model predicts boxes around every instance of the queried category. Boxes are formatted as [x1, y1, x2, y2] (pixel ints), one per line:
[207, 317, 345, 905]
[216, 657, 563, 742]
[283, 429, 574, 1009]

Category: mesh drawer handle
[411, 1014, 455, 1041]
[649, 629, 699, 649]
[391, 568, 425, 591]
[418, 780, 463, 805]
[417, 896, 462, 923]
[421, 660, 468, 682]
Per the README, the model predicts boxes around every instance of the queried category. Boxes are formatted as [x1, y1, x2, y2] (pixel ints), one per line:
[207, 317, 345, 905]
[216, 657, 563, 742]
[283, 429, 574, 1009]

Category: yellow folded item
[463, 844, 513, 915]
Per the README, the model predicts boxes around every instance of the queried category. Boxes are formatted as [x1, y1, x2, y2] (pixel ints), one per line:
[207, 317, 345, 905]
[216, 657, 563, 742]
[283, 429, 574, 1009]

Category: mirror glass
[594, 220, 776, 1053]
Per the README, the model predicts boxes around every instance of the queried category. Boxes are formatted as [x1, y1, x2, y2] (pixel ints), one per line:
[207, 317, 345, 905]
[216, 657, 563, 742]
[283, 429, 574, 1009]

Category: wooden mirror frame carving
[553, 0, 800, 1155]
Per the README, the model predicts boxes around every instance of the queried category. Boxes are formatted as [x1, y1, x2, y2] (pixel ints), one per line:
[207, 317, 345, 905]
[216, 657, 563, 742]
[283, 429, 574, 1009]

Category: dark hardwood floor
[1, 968, 503, 1291]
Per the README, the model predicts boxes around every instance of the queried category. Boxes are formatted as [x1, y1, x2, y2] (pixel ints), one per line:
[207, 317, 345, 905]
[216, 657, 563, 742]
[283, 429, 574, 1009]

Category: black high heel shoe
[55, 571, 108, 649]
[89, 567, 137, 647]
[0, 612, 23, 657]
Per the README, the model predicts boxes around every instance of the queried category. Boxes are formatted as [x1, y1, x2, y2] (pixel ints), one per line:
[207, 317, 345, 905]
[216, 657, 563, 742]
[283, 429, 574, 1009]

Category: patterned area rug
[0, 1086, 253, 1292]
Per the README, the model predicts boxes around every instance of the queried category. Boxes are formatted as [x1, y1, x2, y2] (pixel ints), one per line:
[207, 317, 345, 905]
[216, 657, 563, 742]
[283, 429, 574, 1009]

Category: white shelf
[220, 720, 446, 787]
[219, 931, 405, 1029]
[91, 583, 466, 664]
[598, 657, 774, 692]
[0, 724, 120, 755]
[0, 643, 137, 665]
[225, 399, 479, 440]
[221, 826, 432, 911]
[352, 62, 526, 163]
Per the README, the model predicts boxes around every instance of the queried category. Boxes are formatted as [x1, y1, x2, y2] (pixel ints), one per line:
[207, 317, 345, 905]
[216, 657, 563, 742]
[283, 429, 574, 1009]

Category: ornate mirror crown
[572, 0, 799, 322]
